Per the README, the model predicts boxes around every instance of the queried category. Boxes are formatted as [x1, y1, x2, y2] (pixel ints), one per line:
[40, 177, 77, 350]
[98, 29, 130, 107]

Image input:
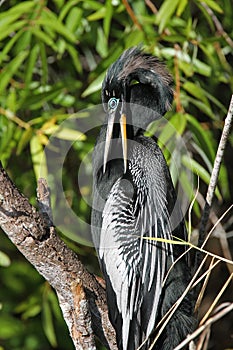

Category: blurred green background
[0, 0, 233, 349]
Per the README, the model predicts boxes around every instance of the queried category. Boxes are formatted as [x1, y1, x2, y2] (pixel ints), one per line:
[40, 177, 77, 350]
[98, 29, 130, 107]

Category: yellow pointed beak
[120, 113, 127, 173]
[103, 111, 128, 174]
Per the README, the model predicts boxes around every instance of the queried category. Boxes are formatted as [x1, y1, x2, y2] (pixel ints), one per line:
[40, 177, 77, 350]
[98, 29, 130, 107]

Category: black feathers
[91, 47, 195, 350]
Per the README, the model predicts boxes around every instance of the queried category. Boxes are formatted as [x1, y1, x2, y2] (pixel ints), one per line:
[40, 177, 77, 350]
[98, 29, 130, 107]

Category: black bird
[91, 47, 195, 350]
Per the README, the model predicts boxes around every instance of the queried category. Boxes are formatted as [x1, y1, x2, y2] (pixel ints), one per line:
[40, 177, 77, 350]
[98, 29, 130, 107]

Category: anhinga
[91, 47, 195, 350]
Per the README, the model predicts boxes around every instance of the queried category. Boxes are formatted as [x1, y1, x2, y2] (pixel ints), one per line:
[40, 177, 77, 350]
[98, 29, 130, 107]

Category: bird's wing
[99, 162, 174, 349]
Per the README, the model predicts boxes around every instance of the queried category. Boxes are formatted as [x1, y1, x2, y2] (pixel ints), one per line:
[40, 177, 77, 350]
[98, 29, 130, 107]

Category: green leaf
[59, 0, 81, 22]
[96, 27, 108, 58]
[182, 155, 222, 200]
[104, 0, 113, 38]
[0, 251, 11, 267]
[19, 85, 65, 110]
[182, 82, 210, 105]
[44, 126, 86, 141]
[0, 29, 24, 65]
[39, 41, 48, 85]
[66, 44, 82, 73]
[0, 51, 28, 94]
[186, 114, 215, 161]
[0, 316, 22, 339]
[25, 44, 40, 87]
[65, 6, 83, 33]
[87, 7, 106, 21]
[0, 2, 35, 27]
[193, 58, 211, 77]
[176, 0, 188, 16]
[30, 135, 47, 180]
[82, 71, 106, 97]
[198, 0, 223, 14]
[156, 0, 180, 33]
[30, 27, 57, 51]
[35, 18, 77, 43]
[16, 128, 33, 155]
[42, 299, 57, 347]
[0, 19, 28, 42]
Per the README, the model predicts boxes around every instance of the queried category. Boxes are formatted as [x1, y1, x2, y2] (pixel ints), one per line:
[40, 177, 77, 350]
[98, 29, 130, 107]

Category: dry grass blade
[200, 272, 233, 325]
[194, 257, 216, 313]
[173, 303, 233, 350]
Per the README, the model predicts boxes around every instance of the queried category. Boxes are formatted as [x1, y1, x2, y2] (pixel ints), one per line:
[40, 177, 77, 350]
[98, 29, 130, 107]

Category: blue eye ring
[108, 97, 119, 111]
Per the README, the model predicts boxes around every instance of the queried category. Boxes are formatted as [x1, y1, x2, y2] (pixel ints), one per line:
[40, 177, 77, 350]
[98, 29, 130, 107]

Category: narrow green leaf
[179, 169, 201, 217]
[30, 27, 57, 51]
[0, 51, 28, 94]
[25, 44, 40, 87]
[42, 299, 57, 347]
[156, 0, 180, 33]
[182, 155, 221, 200]
[44, 126, 86, 141]
[16, 128, 33, 155]
[82, 71, 106, 97]
[19, 85, 64, 109]
[87, 7, 106, 21]
[35, 18, 77, 43]
[177, 0, 188, 16]
[104, 0, 113, 38]
[186, 114, 215, 161]
[198, 0, 223, 14]
[0, 1, 35, 25]
[96, 27, 108, 58]
[0, 20, 28, 41]
[183, 82, 210, 105]
[0, 29, 24, 65]
[66, 44, 82, 73]
[65, 7, 82, 32]
[193, 58, 211, 77]
[186, 96, 215, 119]
[39, 41, 48, 85]
[30, 135, 47, 180]
[59, 0, 80, 22]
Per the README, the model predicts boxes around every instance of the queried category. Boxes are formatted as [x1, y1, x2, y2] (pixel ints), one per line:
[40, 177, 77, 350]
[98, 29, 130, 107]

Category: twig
[199, 272, 233, 325]
[200, 2, 233, 48]
[122, 0, 142, 30]
[145, 0, 158, 14]
[173, 302, 233, 350]
[196, 192, 233, 275]
[0, 163, 117, 350]
[197, 94, 233, 249]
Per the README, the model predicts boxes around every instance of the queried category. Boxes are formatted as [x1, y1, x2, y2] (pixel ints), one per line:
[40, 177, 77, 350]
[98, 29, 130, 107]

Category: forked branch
[0, 163, 117, 350]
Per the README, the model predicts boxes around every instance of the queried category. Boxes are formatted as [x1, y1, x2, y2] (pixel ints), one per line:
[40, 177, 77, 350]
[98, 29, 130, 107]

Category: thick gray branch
[0, 163, 117, 350]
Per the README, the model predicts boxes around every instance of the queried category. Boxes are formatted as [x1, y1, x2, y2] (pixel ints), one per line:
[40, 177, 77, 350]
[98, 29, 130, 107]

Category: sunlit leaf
[156, 0, 180, 33]
[82, 71, 106, 97]
[0, 251, 11, 267]
[30, 135, 47, 180]
[197, 0, 223, 14]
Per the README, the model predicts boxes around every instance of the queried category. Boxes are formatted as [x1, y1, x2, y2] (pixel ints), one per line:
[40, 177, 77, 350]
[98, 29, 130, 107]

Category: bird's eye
[108, 97, 119, 111]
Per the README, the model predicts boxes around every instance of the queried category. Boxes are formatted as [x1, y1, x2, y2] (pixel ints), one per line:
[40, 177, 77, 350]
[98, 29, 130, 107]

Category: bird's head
[101, 47, 173, 173]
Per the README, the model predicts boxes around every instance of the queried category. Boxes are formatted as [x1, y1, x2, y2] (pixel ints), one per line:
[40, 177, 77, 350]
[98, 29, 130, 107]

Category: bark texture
[0, 163, 117, 350]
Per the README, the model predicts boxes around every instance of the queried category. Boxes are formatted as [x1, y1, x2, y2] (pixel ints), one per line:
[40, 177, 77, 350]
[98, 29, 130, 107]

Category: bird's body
[91, 47, 195, 349]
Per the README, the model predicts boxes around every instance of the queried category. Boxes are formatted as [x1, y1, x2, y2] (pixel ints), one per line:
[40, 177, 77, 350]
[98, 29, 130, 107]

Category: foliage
[0, 0, 232, 349]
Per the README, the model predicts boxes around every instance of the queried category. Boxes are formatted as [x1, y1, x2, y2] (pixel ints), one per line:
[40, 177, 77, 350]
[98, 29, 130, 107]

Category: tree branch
[0, 163, 117, 350]
[198, 94, 233, 248]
